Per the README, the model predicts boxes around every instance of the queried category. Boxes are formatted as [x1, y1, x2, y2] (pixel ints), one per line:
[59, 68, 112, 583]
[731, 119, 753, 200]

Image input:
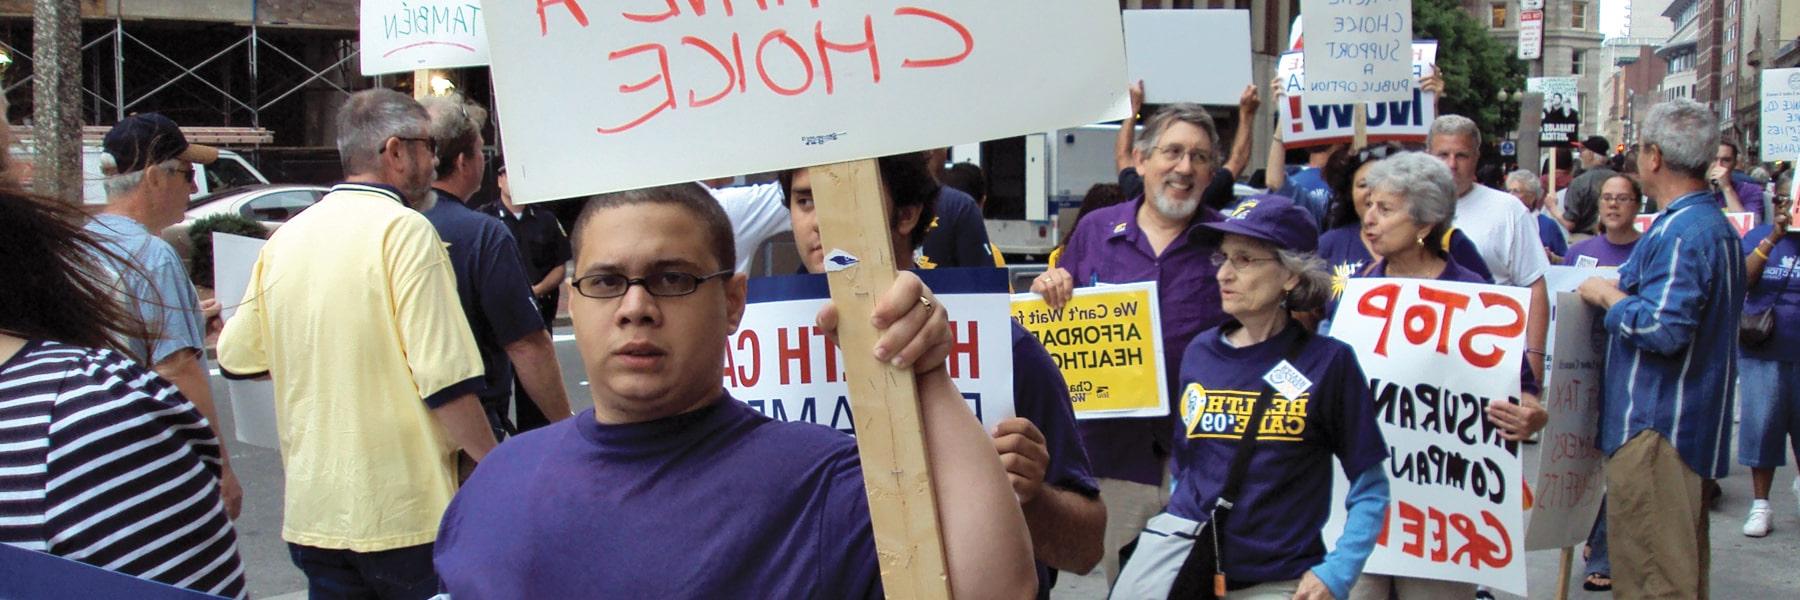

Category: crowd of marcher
[0, 64, 1795, 600]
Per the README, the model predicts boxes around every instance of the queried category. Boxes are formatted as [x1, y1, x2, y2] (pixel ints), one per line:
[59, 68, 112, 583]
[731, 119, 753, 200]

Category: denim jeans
[288, 542, 438, 600]
[1586, 497, 1610, 576]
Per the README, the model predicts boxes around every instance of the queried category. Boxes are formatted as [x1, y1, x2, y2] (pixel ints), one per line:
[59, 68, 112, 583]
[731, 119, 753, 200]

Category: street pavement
[213, 326, 1800, 598]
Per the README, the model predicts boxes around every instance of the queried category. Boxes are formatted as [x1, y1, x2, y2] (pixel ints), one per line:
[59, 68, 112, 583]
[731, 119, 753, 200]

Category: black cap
[1198, 195, 1320, 254]
[103, 113, 217, 175]
[1581, 136, 1610, 156]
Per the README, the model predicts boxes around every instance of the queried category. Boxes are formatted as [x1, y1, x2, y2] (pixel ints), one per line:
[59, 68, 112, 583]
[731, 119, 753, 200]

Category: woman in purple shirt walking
[1565, 175, 1645, 268]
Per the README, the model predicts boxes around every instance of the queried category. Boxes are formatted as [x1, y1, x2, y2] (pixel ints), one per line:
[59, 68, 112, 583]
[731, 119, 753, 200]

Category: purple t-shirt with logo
[434, 398, 881, 599]
[1055, 198, 1228, 485]
[1741, 225, 1800, 362]
[1170, 323, 1387, 583]
[1564, 236, 1638, 267]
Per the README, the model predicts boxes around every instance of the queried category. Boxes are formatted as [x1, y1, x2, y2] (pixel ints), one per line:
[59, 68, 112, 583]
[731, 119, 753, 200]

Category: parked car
[183, 183, 329, 227]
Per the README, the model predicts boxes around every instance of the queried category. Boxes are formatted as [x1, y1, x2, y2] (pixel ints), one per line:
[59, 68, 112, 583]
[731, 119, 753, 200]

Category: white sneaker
[1745, 505, 1773, 537]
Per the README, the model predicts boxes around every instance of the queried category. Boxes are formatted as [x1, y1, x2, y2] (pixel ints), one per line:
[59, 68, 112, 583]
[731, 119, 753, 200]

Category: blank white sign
[1123, 10, 1252, 106]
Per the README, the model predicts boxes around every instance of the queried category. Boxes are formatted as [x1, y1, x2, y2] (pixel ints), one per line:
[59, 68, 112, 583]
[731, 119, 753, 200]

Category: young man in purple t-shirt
[433, 183, 1038, 598]
[1034, 103, 1232, 586]
[781, 154, 1105, 596]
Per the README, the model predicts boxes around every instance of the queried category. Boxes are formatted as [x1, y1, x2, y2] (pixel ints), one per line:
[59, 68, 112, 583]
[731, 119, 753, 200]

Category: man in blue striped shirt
[1577, 98, 1746, 600]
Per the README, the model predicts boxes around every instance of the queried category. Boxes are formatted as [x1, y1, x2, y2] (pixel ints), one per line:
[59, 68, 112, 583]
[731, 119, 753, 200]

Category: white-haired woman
[1348, 152, 1547, 600]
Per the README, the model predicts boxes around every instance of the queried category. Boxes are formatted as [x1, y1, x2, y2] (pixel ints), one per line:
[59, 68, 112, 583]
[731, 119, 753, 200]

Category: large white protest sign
[1123, 10, 1251, 106]
[483, 1, 1128, 203]
[1301, 0, 1413, 104]
[726, 270, 1014, 432]
[1525, 292, 1607, 551]
[1527, 77, 1580, 147]
[212, 233, 279, 449]
[1277, 42, 1437, 148]
[1763, 68, 1800, 163]
[360, 0, 490, 76]
[1326, 278, 1531, 595]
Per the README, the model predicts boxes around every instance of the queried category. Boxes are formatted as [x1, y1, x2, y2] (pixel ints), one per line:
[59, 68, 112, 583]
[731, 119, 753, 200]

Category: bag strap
[1168, 325, 1310, 599]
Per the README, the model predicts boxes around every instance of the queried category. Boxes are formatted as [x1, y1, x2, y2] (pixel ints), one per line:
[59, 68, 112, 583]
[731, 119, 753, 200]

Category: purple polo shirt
[1054, 197, 1226, 485]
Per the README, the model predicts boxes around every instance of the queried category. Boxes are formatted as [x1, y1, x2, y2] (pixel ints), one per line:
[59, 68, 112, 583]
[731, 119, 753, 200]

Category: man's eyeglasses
[1152, 145, 1215, 166]
[164, 164, 195, 180]
[1210, 252, 1281, 270]
[394, 136, 437, 154]
[573, 270, 733, 299]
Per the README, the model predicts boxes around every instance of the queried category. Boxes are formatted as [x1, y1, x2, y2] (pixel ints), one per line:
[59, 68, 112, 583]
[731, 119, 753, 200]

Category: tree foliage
[1413, 0, 1527, 146]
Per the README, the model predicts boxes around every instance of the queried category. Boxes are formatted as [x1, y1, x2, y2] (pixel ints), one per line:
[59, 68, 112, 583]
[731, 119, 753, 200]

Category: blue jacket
[1601, 191, 1746, 477]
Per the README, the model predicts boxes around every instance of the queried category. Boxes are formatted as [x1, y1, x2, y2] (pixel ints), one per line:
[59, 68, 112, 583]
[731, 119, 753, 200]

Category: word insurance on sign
[1300, 0, 1414, 104]
[361, 0, 490, 75]
[483, 0, 1128, 203]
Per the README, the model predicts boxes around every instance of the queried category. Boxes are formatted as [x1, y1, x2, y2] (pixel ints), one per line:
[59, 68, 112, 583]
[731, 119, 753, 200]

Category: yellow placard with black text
[1011, 282, 1168, 419]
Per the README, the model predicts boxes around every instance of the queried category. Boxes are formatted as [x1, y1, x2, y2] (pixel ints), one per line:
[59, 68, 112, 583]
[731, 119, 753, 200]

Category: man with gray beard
[1030, 103, 1229, 587]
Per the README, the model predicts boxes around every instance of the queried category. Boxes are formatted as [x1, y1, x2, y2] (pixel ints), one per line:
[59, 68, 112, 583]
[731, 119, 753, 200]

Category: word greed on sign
[1326, 279, 1531, 595]
[724, 271, 1015, 432]
[360, 0, 490, 75]
[1300, 0, 1414, 104]
[1277, 42, 1438, 148]
[484, 0, 1128, 203]
[1011, 282, 1168, 420]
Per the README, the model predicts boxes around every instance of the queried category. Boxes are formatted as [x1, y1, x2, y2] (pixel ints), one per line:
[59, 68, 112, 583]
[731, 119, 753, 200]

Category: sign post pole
[1557, 547, 1574, 600]
[1352, 103, 1369, 150]
[412, 70, 430, 100]
[809, 159, 954, 600]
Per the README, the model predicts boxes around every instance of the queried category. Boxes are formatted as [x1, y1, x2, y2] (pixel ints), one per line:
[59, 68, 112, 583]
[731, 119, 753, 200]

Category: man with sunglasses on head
[86, 113, 245, 520]
[420, 94, 573, 439]
[1033, 103, 1231, 588]
[218, 89, 498, 599]
[433, 182, 1037, 598]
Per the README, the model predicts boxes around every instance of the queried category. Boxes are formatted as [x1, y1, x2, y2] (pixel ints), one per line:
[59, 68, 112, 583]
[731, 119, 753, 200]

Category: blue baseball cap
[1198, 195, 1320, 254]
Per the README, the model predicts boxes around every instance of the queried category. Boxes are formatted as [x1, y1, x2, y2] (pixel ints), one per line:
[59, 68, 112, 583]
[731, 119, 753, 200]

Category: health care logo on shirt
[1331, 260, 1366, 299]
[1180, 382, 1309, 441]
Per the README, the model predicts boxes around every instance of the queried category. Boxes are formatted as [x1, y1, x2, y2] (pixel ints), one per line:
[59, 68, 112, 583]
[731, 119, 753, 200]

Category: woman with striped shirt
[0, 176, 247, 596]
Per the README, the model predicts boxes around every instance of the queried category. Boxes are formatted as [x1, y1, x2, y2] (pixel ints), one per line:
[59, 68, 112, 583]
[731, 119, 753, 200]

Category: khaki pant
[1097, 475, 1171, 590]
[1230, 578, 1301, 599]
[1346, 574, 1475, 600]
[1607, 430, 1708, 600]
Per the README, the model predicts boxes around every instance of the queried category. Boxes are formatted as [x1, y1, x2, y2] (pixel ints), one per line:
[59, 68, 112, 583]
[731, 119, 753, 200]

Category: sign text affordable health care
[484, 1, 1128, 203]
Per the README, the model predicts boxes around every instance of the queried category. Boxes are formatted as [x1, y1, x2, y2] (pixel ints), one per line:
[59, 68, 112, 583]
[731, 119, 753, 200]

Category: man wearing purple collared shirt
[1031, 103, 1228, 587]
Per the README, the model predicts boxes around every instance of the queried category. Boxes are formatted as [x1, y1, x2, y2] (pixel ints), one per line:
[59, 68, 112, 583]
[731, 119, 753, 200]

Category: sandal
[1583, 573, 1613, 592]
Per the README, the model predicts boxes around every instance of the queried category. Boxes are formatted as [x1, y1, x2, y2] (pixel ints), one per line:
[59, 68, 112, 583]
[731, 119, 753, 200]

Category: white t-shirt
[1453, 184, 1550, 286]
[708, 182, 791, 273]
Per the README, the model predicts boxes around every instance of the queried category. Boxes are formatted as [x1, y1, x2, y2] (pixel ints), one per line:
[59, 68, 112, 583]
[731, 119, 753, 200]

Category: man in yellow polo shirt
[218, 88, 497, 598]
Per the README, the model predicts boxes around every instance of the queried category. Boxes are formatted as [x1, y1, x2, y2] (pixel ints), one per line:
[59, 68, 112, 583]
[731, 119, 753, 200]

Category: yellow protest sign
[1011, 282, 1168, 419]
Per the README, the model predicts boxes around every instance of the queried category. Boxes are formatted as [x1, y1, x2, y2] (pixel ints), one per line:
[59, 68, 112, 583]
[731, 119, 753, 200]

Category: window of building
[1572, 48, 1584, 74]
[1573, 1, 1588, 29]
[1492, 3, 1507, 28]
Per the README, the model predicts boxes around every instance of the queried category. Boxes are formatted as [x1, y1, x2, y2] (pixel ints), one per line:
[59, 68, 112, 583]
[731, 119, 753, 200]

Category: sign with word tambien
[1762, 68, 1800, 163]
[361, 0, 490, 76]
[1122, 9, 1252, 105]
[1276, 41, 1438, 148]
[1300, 0, 1414, 104]
[1011, 282, 1167, 419]
[483, 0, 1129, 203]
[1326, 278, 1531, 595]
[1525, 292, 1607, 551]
[726, 269, 1014, 433]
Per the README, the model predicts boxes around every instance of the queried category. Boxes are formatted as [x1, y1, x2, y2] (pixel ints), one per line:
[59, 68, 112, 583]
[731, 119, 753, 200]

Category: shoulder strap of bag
[1216, 328, 1310, 511]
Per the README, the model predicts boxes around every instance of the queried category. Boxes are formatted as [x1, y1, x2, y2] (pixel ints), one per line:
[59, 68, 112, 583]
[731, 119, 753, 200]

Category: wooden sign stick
[1352, 102, 1369, 150]
[1556, 546, 1574, 600]
[809, 159, 954, 600]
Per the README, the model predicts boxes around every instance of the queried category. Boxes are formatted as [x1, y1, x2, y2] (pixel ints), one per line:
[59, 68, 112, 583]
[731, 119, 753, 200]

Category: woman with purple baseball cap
[1113, 196, 1390, 600]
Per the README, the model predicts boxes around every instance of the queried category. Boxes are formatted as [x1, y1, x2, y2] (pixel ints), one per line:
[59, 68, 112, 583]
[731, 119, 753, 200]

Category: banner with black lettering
[1324, 278, 1531, 595]
[725, 269, 1015, 432]
[1011, 282, 1167, 419]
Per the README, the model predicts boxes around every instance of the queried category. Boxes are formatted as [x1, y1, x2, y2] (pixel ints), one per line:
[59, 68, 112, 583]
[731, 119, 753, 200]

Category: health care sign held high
[485, 1, 1129, 203]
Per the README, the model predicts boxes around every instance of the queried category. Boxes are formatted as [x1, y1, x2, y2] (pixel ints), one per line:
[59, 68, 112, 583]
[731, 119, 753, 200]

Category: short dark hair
[570, 183, 736, 272]
[776, 152, 941, 250]
[1720, 140, 1740, 160]
[1323, 142, 1402, 230]
[941, 162, 987, 203]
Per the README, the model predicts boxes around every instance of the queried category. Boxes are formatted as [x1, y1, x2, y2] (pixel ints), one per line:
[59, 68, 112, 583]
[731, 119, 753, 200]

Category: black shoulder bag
[1166, 330, 1310, 599]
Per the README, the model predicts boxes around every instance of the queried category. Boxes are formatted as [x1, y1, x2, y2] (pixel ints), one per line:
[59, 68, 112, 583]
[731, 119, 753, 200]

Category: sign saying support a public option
[1277, 42, 1438, 148]
[1762, 68, 1800, 163]
[361, 0, 491, 75]
[1524, 292, 1607, 551]
[483, 1, 1129, 203]
[1011, 282, 1168, 420]
[1300, 0, 1413, 105]
[1527, 77, 1580, 147]
[726, 270, 1015, 432]
[1326, 279, 1531, 596]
